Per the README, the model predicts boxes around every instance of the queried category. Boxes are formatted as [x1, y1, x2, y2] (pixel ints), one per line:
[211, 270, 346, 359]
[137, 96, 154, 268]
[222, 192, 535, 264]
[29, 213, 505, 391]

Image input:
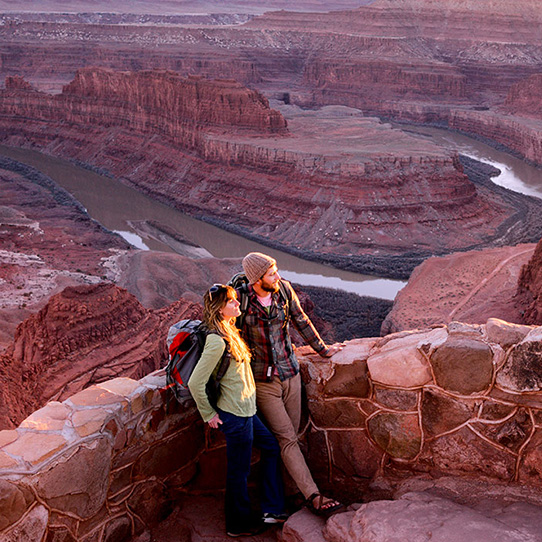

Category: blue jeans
[218, 409, 285, 530]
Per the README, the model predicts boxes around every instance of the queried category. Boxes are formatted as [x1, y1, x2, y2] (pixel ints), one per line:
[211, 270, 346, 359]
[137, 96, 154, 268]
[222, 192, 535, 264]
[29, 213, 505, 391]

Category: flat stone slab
[68, 386, 125, 408]
[72, 408, 110, 437]
[20, 402, 70, 432]
[3, 432, 66, 466]
[97, 377, 140, 397]
[367, 331, 433, 388]
[324, 492, 542, 542]
[282, 508, 327, 542]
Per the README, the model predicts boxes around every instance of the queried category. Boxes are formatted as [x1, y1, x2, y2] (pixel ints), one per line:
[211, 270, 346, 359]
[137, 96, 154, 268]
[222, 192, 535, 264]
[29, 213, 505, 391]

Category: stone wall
[2, 318, 542, 540]
[0, 373, 219, 542]
[298, 318, 542, 501]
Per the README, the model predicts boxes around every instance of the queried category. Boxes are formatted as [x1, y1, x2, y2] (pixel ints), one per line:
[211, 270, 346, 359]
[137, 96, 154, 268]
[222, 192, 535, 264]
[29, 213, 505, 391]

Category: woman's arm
[187, 333, 226, 423]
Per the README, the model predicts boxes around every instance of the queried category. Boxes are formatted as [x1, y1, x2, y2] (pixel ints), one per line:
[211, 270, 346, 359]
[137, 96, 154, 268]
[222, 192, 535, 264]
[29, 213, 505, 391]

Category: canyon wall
[516, 237, 542, 325]
[2, 1, 542, 178]
[2, 318, 542, 541]
[504, 74, 542, 119]
[449, 109, 542, 165]
[1, 69, 539, 279]
[0, 278, 332, 432]
[2, 69, 287, 144]
[2, 0, 542, 105]
[0, 283, 202, 430]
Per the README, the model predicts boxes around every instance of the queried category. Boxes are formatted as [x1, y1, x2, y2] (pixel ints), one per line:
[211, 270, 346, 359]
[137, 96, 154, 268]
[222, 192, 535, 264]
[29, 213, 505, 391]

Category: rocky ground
[134, 477, 542, 542]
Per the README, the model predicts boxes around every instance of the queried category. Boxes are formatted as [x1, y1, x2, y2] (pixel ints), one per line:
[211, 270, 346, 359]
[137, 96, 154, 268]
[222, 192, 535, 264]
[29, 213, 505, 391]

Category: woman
[188, 284, 287, 537]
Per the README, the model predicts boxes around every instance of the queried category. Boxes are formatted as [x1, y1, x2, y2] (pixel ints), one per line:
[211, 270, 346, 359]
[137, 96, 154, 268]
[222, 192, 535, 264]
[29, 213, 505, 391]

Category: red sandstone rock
[0, 283, 201, 429]
[319, 491, 542, 542]
[0, 71, 529, 275]
[517, 237, 542, 324]
[1, 0, 541, 121]
[382, 244, 536, 334]
[4, 75, 34, 91]
[503, 74, 542, 119]
[0, 156, 130, 349]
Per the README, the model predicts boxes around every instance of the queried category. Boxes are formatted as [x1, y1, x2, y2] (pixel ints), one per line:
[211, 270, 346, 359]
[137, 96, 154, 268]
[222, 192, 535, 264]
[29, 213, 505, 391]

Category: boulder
[430, 336, 494, 394]
[323, 491, 542, 542]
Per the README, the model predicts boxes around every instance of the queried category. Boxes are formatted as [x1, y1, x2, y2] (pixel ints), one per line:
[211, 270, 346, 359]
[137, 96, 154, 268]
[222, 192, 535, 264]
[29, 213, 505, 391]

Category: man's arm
[284, 281, 334, 356]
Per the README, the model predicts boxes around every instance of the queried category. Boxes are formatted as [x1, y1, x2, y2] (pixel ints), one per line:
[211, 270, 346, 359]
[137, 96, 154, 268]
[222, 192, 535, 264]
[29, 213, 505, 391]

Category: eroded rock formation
[1, 69, 539, 278]
[504, 73, 542, 119]
[0, 155, 130, 348]
[0, 259, 333, 430]
[3, 0, 542, 170]
[382, 243, 536, 334]
[0, 283, 201, 429]
[516, 237, 542, 325]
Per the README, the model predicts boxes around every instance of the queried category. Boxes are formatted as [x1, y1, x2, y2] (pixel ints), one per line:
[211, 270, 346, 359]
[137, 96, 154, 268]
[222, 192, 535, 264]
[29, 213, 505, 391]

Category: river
[0, 145, 404, 299]
[2, 126, 541, 300]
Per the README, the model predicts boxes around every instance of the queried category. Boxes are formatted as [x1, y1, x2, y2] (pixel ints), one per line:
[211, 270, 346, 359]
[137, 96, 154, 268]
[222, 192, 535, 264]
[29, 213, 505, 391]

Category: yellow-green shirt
[187, 333, 257, 423]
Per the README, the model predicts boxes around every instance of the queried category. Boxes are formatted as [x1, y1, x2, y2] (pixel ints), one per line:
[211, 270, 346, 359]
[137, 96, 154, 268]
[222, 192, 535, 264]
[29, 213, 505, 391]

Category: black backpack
[164, 319, 229, 407]
[228, 272, 291, 328]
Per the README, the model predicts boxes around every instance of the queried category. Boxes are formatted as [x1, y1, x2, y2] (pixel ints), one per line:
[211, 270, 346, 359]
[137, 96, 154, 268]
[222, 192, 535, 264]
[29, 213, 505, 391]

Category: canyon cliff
[1, 69, 540, 279]
[0, 154, 130, 348]
[0, 1, 542, 280]
[0, 283, 201, 430]
[516, 237, 542, 325]
[504, 74, 542, 119]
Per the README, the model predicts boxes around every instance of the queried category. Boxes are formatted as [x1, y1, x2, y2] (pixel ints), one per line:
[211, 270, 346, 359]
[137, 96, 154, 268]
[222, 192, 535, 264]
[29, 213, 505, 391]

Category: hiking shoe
[262, 512, 289, 524]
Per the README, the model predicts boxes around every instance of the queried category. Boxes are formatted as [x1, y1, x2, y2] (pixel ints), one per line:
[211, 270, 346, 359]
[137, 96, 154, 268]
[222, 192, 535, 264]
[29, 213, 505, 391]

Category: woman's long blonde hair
[204, 284, 251, 363]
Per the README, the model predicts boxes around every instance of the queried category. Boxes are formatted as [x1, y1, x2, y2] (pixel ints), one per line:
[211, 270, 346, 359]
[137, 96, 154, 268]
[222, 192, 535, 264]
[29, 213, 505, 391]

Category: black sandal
[306, 492, 344, 518]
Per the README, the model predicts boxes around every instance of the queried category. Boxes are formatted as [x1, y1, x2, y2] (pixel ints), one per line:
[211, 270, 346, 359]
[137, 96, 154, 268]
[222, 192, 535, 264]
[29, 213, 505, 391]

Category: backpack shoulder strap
[235, 283, 250, 330]
[278, 279, 292, 320]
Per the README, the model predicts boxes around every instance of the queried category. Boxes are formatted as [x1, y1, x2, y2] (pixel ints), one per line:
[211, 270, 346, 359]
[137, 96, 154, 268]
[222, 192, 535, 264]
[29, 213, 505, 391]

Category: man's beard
[260, 279, 279, 293]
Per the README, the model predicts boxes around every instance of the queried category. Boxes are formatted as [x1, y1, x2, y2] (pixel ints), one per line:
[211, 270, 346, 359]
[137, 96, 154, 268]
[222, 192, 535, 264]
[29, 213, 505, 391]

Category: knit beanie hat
[242, 252, 276, 284]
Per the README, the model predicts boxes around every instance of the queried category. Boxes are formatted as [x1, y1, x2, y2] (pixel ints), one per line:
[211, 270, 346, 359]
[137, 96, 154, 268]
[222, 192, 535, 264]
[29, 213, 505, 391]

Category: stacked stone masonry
[2, 317, 542, 541]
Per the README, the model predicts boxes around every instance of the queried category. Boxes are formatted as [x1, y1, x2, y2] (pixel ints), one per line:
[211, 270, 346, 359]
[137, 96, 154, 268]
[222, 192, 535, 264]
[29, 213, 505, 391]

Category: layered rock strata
[3, 317, 542, 541]
[449, 109, 542, 166]
[0, 69, 535, 277]
[3, 0, 542, 104]
[516, 237, 542, 325]
[504, 73, 542, 119]
[1, 0, 542, 164]
[2, 2, 542, 177]
[0, 283, 202, 429]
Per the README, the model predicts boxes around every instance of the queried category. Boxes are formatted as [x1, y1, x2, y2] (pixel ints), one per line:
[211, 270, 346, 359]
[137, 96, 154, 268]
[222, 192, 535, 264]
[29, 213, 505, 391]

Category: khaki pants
[255, 373, 318, 500]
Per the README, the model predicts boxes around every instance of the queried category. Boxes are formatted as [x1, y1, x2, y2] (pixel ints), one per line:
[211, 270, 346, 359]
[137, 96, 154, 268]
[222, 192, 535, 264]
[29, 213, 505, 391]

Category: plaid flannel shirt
[240, 279, 329, 382]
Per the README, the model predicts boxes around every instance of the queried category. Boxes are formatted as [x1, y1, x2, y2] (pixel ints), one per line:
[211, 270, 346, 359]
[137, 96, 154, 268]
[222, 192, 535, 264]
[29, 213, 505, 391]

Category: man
[239, 252, 343, 516]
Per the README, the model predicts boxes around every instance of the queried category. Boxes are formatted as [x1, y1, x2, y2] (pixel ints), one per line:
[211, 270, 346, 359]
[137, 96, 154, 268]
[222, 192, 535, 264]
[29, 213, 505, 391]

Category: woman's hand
[208, 413, 223, 429]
